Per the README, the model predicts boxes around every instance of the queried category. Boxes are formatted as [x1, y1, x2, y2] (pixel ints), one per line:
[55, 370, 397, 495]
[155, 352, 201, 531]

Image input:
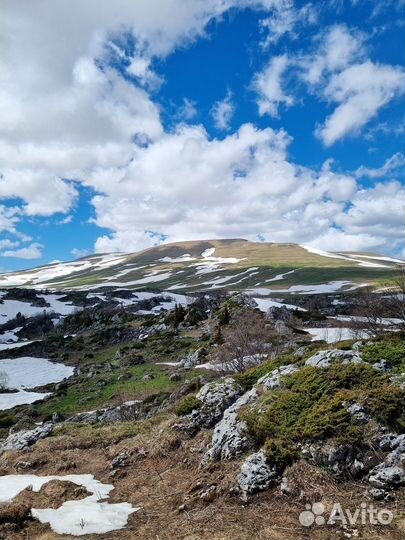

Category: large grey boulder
[237, 450, 279, 499]
[196, 377, 243, 421]
[257, 364, 299, 390]
[0, 423, 53, 452]
[202, 388, 258, 464]
[305, 349, 363, 368]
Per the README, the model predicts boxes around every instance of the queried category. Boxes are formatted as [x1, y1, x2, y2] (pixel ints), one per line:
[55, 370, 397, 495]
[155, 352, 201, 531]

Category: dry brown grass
[0, 419, 404, 539]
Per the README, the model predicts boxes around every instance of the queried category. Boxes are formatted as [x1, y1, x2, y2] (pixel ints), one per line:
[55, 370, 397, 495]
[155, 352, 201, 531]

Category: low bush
[362, 334, 405, 371]
[175, 396, 202, 416]
[241, 362, 404, 469]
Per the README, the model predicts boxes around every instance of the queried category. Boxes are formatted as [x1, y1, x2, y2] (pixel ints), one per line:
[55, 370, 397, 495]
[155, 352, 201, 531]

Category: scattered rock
[234, 293, 258, 309]
[237, 450, 279, 500]
[293, 346, 309, 358]
[179, 349, 205, 370]
[66, 400, 142, 424]
[300, 442, 357, 475]
[368, 488, 388, 500]
[111, 451, 131, 469]
[372, 359, 390, 372]
[352, 341, 364, 352]
[343, 402, 370, 424]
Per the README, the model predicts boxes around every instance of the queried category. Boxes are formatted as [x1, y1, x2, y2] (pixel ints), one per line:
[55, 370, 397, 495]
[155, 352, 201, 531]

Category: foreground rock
[202, 363, 303, 464]
[202, 388, 258, 464]
[237, 450, 279, 500]
[369, 434, 405, 489]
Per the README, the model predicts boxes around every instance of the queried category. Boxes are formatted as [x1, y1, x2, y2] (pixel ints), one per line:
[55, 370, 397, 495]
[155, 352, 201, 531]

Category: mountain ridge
[0, 239, 403, 292]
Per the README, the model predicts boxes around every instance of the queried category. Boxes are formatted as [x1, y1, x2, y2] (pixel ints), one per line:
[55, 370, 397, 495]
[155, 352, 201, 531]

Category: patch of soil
[13, 479, 91, 510]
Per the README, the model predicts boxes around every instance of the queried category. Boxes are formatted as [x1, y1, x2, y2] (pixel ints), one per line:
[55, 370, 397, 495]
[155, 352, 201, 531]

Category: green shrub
[363, 384, 405, 432]
[240, 362, 397, 470]
[362, 335, 405, 371]
[234, 355, 297, 391]
[0, 415, 14, 428]
[264, 438, 297, 469]
[175, 396, 202, 416]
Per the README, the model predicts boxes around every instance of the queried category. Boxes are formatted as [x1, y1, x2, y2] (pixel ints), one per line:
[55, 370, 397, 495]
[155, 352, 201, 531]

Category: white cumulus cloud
[254, 54, 293, 117]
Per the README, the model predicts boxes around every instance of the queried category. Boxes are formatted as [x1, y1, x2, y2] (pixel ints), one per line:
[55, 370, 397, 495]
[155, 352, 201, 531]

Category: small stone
[368, 488, 386, 500]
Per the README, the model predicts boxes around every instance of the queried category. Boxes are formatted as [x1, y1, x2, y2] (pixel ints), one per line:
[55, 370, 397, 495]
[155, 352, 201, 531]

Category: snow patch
[0, 474, 138, 536]
[0, 357, 74, 410]
[253, 297, 305, 312]
[201, 248, 215, 258]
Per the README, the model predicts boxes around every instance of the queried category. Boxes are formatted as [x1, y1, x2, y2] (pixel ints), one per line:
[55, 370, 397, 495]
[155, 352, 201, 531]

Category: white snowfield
[0, 356, 74, 410]
[305, 327, 367, 344]
[0, 253, 131, 288]
[0, 356, 74, 389]
[0, 389, 51, 410]
[300, 245, 403, 269]
[253, 297, 306, 312]
[0, 474, 138, 536]
[160, 254, 195, 263]
[266, 270, 295, 282]
[201, 268, 258, 288]
[80, 270, 173, 290]
[0, 340, 34, 352]
[246, 280, 355, 296]
[0, 328, 21, 343]
[0, 294, 80, 324]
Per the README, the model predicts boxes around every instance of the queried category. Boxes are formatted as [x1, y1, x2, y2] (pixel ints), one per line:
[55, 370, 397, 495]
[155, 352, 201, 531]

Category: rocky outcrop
[202, 363, 303, 464]
[237, 450, 279, 500]
[369, 434, 405, 489]
[234, 293, 258, 309]
[66, 400, 142, 424]
[300, 442, 360, 475]
[257, 364, 300, 390]
[202, 388, 258, 464]
[305, 349, 363, 368]
[0, 423, 53, 452]
[174, 378, 243, 437]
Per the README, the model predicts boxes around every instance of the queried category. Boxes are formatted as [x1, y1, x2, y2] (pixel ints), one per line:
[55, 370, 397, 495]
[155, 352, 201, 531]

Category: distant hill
[0, 239, 403, 293]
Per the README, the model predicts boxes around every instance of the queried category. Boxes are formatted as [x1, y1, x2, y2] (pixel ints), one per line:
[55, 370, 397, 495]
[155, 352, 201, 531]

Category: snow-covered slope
[0, 239, 402, 293]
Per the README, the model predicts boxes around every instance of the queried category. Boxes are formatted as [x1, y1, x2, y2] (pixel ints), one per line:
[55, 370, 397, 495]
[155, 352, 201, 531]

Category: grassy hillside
[0, 239, 402, 292]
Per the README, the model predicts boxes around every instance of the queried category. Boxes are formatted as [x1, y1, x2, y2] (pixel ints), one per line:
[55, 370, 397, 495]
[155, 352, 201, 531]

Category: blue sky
[0, 0, 404, 271]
